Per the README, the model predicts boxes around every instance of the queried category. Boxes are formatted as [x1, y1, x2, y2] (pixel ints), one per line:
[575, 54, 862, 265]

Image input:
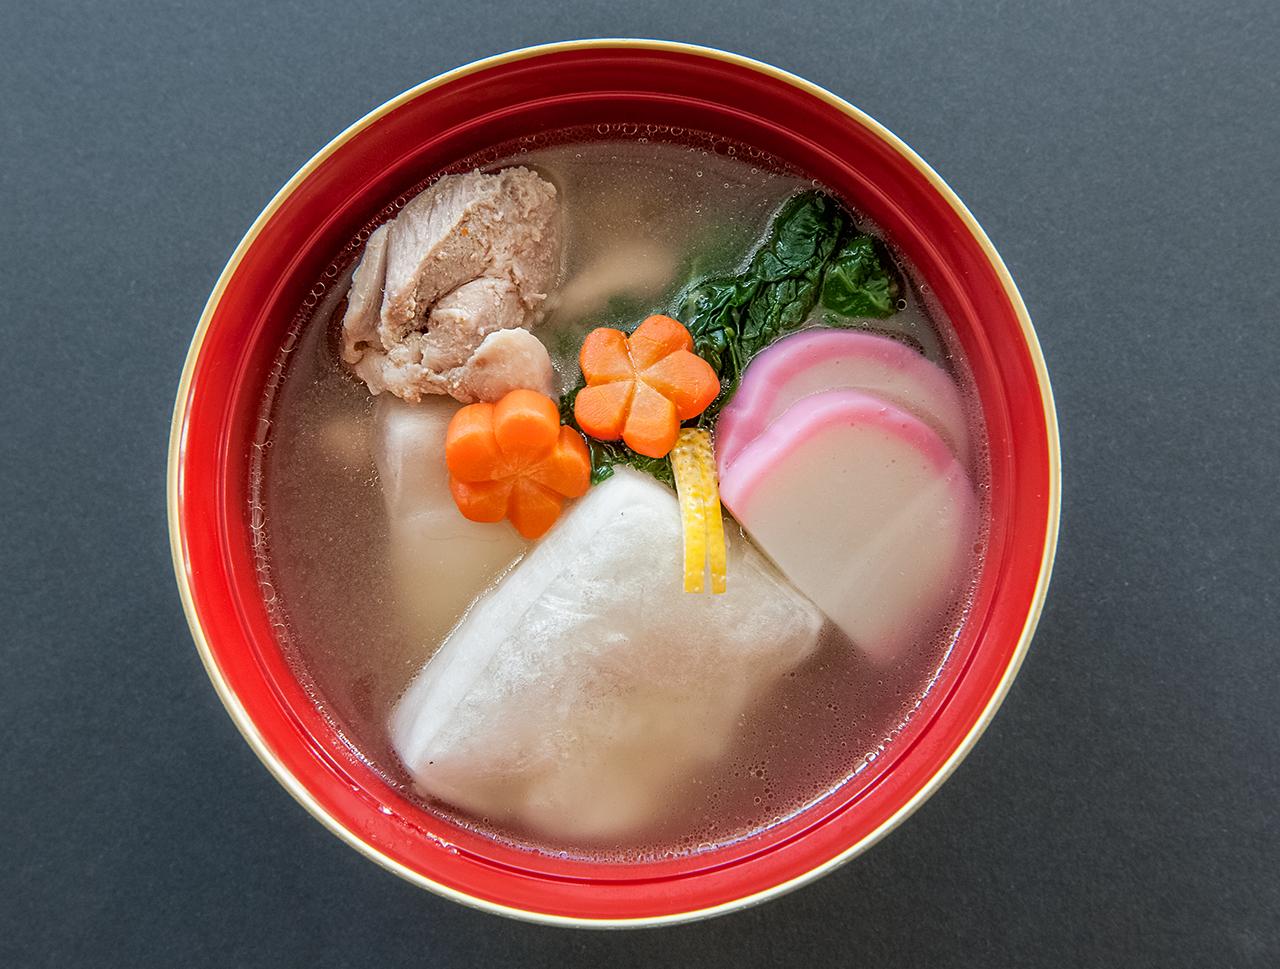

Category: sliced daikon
[719, 390, 977, 665]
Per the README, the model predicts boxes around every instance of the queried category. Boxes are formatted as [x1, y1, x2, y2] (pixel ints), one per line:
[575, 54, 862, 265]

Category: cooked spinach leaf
[821, 235, 898, 318]
[674, 191, 846, 418]
[555, 190, 899, 484]
[670, 191, 898, 422]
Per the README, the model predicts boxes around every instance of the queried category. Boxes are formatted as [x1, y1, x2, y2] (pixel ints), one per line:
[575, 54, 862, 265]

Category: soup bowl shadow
[168, 39, 1060, 926]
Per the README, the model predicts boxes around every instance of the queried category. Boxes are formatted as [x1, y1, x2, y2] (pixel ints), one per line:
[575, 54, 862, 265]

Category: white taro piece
[389, 468, 825, 842]
[374, 395, 530, 651]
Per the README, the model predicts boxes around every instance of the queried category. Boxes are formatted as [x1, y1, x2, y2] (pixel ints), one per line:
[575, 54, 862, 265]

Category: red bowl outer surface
[169, 40, 1059, 926]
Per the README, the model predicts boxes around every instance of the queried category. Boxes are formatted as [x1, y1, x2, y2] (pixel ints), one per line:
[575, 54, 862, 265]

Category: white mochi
[389, 469, 824, 842]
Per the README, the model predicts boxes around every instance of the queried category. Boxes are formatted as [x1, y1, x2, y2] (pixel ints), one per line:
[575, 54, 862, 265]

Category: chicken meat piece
[341, 167, 560, 403]
[340, 222, 389, 357]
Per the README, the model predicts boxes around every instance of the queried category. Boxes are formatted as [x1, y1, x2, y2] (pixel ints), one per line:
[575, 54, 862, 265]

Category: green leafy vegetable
[670, 191, 899, 421]
[556, 189, 900, 483]
[673, 192, 844, 417]
[821, 235, 898, 318]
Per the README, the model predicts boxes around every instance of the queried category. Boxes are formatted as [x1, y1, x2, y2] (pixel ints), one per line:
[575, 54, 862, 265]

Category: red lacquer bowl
[168, 40, 1059, 926]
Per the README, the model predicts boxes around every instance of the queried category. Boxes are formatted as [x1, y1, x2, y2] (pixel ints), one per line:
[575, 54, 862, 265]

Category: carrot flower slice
[446, 389, 591, 539]
[574, 315, 720, 459]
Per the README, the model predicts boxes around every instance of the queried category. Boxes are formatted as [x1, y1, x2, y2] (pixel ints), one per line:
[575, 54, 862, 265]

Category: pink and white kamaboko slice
[719, 389, 978, 665]
[715, 330, 972, 474]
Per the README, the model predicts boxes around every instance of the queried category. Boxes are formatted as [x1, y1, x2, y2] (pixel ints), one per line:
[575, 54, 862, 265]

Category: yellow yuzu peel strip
[703, 442, 727, 594]
[670, 427, 726, 594]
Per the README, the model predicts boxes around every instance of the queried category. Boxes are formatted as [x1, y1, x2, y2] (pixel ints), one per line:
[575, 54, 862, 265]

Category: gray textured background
[3, 1, 1278, 966]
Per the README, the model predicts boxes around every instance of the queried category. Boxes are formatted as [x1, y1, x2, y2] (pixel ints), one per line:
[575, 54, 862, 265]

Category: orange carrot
[627, 313, 692, 369]
[574, 315, 719, 459]
[446, 389, 591, 539]
[640, 349, 721, 420]
[625, 381, 679, 458]
[578, 327, 634, 382]
[572, 380, 634, 440]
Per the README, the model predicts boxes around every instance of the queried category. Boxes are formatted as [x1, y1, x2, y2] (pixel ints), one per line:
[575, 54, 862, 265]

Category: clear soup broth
[253, 132, 988, 861]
